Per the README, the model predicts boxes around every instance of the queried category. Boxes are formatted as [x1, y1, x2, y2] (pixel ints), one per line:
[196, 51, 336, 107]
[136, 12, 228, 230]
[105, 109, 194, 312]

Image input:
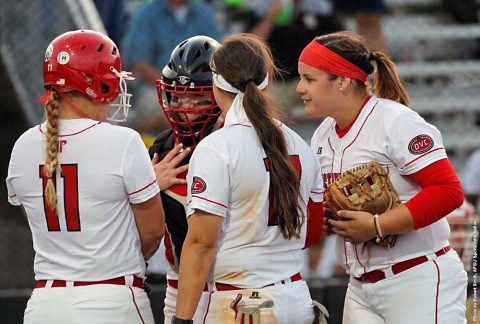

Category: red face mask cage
[156, 80, 221, 148]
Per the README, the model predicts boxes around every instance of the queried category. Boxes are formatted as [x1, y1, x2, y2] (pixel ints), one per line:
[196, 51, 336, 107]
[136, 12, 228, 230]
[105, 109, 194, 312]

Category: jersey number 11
[39, 164, 80, 232]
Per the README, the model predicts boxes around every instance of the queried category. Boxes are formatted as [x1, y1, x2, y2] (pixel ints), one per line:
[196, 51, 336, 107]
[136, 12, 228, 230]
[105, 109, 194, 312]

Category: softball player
[148, 35, 223, 324]
[297, 31, 467, 323]
[173, 33, 325, 324]
[6, 30, 164, 324]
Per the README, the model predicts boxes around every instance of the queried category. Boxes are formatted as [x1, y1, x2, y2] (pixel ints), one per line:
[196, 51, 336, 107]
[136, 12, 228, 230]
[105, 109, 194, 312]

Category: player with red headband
[297, 31, 467, 323]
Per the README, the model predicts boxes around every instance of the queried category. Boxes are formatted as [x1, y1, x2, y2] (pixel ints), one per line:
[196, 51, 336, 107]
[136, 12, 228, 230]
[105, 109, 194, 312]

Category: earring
[339, 87, 343, 91]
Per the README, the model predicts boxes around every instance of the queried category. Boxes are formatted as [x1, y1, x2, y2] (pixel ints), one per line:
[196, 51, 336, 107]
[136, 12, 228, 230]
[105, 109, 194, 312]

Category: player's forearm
[131, 195, 165, 259]
[140, 233, 163, 260]
[378, 204, 415, 236]
[176, 240, 216, 319]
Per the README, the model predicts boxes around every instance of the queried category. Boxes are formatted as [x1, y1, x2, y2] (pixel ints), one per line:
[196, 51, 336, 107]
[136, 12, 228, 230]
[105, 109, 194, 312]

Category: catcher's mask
[43, 30, 133, 122]
[156, 35, 221, 148]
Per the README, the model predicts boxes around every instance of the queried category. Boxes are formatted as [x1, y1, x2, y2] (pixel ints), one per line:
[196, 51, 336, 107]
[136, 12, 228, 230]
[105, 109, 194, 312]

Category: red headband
[299, 40, 368, 81]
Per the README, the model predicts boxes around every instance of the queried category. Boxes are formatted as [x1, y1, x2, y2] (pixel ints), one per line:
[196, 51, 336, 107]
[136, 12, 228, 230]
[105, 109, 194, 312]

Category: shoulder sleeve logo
[408, 134, 434, 155]
[191, 176, 207, 194]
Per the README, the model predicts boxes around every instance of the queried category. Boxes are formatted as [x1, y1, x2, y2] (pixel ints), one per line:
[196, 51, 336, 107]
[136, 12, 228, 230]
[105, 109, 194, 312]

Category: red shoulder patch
[408, 134, 434, 155]
[191, 176, 206, 194]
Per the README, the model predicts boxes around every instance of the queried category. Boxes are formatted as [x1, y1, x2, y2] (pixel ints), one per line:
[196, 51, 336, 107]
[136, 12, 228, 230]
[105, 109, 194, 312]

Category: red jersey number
[39, 164, 81, 231]
[263, 155, 302, 226]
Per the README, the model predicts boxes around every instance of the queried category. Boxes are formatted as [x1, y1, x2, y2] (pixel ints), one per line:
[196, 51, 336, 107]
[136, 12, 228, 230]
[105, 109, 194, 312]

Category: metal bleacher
[383, 0, 480, 169]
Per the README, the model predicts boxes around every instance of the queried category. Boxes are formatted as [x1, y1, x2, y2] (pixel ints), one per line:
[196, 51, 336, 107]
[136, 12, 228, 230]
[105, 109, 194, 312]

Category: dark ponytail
[213, 34, 304, 239]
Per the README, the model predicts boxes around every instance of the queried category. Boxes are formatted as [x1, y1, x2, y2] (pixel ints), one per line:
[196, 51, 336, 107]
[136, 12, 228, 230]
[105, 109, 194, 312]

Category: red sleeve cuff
[304, 198, 324, 248]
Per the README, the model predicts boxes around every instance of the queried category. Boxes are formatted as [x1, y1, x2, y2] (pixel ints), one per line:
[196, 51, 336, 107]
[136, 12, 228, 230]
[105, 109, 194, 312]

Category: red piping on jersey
[203, 291, 214, 324]
[433, 260, 440, 324]
[191, 195, 228, 209]
[400, 147, 445, 169]
[354, 244, 367, 272]
[129, 286, 146, 324]
[327, 137, 335, 175]
[38, 122, 101, 137]
[343, 240, 350, 272]
[340, 100, 380, 172]
[335, 96, 371, 138]
[127, 179, 157, 195]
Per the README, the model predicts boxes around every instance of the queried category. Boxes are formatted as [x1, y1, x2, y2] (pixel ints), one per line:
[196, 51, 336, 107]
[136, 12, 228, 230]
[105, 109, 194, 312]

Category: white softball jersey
[6, 119, 159, 281]
[186, 112, 324, 289]
[311, 96, 450, 277]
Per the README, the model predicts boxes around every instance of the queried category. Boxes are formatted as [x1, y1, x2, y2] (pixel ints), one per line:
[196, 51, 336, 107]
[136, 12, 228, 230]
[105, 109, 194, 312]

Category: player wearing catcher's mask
[174, 33, 327, 324]
[148, 35, 223, 324]
[6, 30, 164, 324]
[297, 31, 467, 324]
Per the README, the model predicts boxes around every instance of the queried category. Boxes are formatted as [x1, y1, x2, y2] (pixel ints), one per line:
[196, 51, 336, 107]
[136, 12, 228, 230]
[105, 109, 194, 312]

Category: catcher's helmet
[43, 30, 133, 122]
[157, 35, 221, 147]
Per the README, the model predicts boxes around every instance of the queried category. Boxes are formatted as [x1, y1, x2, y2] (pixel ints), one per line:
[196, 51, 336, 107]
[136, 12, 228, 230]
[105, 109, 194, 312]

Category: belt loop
[66, 281, 74, 288]
[274, 277, 292, 287]
[45, 280, 54, 288]
[124, 275, 134, 287]
[383, 267, 394, 279]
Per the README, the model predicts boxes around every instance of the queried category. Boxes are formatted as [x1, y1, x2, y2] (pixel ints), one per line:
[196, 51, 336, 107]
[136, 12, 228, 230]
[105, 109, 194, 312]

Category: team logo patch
[44, 45, 53, 62]
[191, 176, 206, 194]
[57, 51, 70, 65]
[177, 75, 191, 85]
[408, 134, 434, 155]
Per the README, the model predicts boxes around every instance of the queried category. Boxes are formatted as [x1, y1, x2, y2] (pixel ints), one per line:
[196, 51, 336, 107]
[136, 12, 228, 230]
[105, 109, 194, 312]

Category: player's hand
[323, 200, 334, 235]
[328, 210, 377, 244]
[152, 144, 190, 191]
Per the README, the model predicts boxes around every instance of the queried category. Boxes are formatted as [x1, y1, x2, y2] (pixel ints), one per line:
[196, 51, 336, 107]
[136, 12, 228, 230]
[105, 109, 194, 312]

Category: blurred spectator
[462, 147, 480, 209]
[122, 0, 223, 142]
[442, 0, 479, 25]
[441, 0, 480, 58]
[234, 0, 343, 113]
[247, 0, 343, 80]
[332, 0, 388, 52]
[93, 0, 126, 46]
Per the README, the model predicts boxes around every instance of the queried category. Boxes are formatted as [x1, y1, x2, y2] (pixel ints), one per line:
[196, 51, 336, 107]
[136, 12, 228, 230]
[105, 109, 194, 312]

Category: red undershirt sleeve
[405, 158, 463, 229]
[304, 198, 324, 249]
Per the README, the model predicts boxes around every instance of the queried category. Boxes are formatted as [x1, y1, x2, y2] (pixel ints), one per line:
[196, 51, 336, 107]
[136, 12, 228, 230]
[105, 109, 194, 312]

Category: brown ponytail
[213, 34, 304, 239]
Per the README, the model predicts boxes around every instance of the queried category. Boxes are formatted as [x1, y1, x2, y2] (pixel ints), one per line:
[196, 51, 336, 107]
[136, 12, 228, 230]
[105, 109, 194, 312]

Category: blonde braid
[44, 90, 61, 209]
